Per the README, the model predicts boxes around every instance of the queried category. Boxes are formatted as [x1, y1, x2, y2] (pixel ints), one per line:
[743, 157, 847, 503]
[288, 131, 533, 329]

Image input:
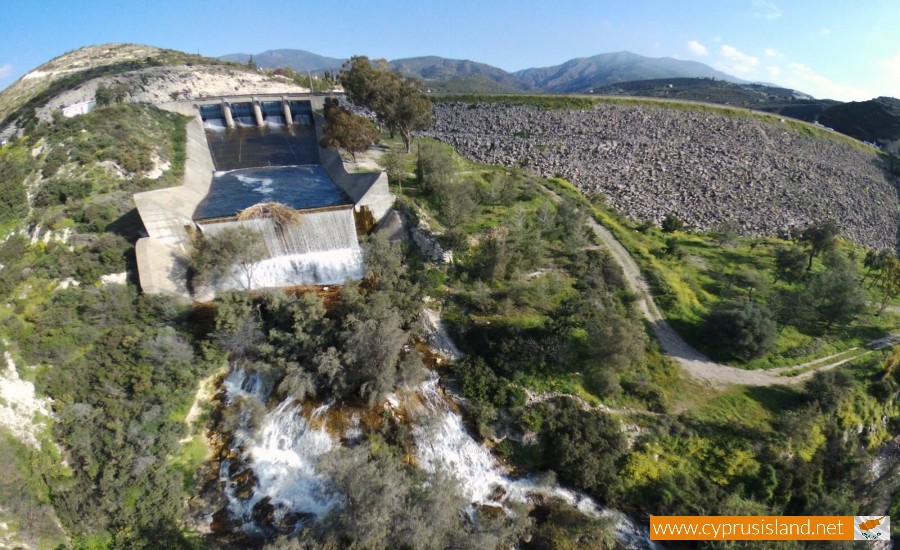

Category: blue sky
[0, 0, 898, 101]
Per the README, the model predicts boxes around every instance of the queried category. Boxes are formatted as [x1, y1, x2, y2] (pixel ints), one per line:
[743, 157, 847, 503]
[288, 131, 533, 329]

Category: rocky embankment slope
[426, 103, 900, 251]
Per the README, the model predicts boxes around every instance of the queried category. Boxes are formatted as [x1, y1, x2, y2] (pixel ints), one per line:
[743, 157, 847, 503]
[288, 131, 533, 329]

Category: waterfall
[265, 115, 286, 127]
[219, 370, 339, 534]
[215, 369, 654, 548]
[201, 207, 364, 290]
[238, 247, 364, 289]
[412, 375, 657, 549]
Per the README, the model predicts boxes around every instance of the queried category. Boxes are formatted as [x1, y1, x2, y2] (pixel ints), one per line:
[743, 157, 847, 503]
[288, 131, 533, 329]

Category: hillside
[0, 44, 307, 142]
[426, 101, 900, 252]
[0, 43, 242, 130]
[593, 77, 839, 120]
[387, 56, 523, 91]
[819, 97, 900, 154]
[514, 51, 742, 93]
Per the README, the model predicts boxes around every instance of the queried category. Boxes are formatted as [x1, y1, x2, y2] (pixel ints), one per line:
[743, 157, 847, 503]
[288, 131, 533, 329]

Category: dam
[133, 94, 394, 297]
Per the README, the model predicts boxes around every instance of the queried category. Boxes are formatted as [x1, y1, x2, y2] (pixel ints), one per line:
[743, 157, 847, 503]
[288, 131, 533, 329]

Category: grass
[545, 177, 898, 370]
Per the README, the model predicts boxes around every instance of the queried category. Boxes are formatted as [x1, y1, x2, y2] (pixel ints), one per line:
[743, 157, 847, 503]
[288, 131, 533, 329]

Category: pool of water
[193, 165, 351, 220]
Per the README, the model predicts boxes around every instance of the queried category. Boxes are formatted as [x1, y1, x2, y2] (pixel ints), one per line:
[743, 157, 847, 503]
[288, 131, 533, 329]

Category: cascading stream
[412, 375, 656, 549]
[216, 369, 655, 548]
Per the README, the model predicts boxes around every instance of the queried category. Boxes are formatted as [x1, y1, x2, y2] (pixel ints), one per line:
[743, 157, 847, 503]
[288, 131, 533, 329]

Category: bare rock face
[425, 103, 900, 252]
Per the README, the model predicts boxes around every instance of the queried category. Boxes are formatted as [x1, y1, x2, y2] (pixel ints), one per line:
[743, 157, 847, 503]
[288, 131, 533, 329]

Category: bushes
[0, 144, 30, 224]
[33, 178, 93, 207]
[699, 300, 777, 361]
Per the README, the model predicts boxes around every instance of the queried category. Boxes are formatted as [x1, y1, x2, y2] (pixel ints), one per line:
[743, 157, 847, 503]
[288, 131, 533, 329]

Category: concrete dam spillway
[133, 94, 393, 297]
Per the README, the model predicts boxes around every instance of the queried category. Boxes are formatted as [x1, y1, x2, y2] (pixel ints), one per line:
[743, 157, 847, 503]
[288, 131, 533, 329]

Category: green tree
[247, 55, 257, 69]
[774, 246, 807, 282]
[377, 149, 408, 191]
[319, 97, 381, 161]
[188, 226, 267, 293]
[699, 300, 777, 361]
[340, 55, 432, 153]
[874, 254, 900, 314]
[804, 253, 866, 330]
[661, 212, 684, 233]
[0, 145, 30, 224]
[798, 219, 840, 271]
[711, 219, 741, 247]
[539, 399, 626, 502]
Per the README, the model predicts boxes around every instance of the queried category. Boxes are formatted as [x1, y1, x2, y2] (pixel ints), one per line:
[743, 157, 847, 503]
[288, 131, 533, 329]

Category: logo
[854, 516, 890, 541]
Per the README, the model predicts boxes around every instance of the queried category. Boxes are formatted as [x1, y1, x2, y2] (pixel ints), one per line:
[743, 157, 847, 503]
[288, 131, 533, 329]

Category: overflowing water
[216, 368, 654, 547]
[219, 370, 339, 534]
[265, 115, 286, 127]
[412, 377, 656, 548]
[203, 118, 227, 130]
[237, 246, 365, 289]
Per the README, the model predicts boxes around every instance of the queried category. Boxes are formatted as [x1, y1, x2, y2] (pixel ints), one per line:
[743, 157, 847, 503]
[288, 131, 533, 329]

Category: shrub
[699, 300, 777, 361]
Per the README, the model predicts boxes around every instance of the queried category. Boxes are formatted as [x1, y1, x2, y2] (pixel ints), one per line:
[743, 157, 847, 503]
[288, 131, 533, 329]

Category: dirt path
[565, 190, 898, 387]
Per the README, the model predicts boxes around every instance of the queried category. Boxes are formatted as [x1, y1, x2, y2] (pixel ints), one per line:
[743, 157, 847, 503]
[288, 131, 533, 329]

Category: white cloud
[753, 0, 782, 20]
[873, 52, 900, 98]
[764, 48, 783, 57]
[819, 28, 832, 36]
[716, 45, 760, 76]
[0, 64, 13, 80]
[686, 40, 709, 56]
[767, 66, 781, 78]
[777, 62, 869, 101]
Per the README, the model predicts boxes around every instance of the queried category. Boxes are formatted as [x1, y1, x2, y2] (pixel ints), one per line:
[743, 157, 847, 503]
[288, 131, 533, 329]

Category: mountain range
[219, 48, 741, 93]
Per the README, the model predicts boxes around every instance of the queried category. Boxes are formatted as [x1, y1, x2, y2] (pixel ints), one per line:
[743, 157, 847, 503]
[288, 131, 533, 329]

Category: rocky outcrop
[35, 65, 308, 122]
[425, 103, 900, 251]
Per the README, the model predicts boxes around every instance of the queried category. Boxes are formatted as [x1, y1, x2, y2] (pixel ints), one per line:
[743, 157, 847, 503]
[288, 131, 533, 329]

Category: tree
[661, 212, 684, 233]
[247, 55, 257, 69]
[340, 55, 432, 153]
[539, 399, 626, 502]
[774, 246, 807, 282]
[711, 219, 741, 247]
[188, 226, 267, 293]
[377, 150, 408, 191]
[798, 220, 840, 271]
[874, 253, 900, 314]
[319, 97, 380, 162]
[804, 253, 866, 330]
[0, 145, 29, 224]
[699, 300, 777, 361]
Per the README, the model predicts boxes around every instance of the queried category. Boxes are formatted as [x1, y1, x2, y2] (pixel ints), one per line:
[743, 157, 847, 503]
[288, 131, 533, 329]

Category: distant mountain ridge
[217, 49, 742, 93]
[514, 51, 742, 92]
[220, 49, 345, 73]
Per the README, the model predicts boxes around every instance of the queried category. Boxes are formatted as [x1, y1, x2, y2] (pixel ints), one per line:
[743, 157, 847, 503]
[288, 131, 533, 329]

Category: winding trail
[571, 190, 899, 387]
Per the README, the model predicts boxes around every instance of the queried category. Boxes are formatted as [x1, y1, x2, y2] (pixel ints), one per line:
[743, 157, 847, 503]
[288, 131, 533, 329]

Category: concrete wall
[313, 113, 394, 223]
[133, 117, 213, 244]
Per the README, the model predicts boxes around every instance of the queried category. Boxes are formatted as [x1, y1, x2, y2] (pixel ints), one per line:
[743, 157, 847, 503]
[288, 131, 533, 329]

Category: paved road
[568, 189, 898, 387]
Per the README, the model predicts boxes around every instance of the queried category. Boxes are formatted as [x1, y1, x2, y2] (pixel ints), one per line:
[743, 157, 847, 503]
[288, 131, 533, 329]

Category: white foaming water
[218, 369, 652, 547]
[204, 118, 227, 131]
[233, 173, 275, 195]
[220, 370, 339, 532]
[235, 117, 257, 127]
[413, 376, 656, 549]
[265, 115, 286, 127]
[217, 246, 364, 290]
